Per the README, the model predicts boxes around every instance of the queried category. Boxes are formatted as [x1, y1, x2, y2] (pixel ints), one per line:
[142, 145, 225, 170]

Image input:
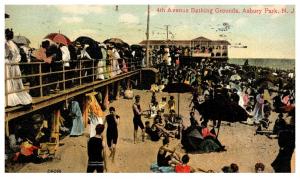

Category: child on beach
[175, 154, 196, 173]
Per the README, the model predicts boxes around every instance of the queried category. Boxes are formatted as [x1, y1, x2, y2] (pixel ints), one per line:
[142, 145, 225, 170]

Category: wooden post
[216, 120, 221, 139]
[39, 62, 43, 97]
[139, 70, 142, 86]
[63, 63, 65, 91]
[79, 60, 82, 85]
[51, 109, 61, 153]
[5, 120, 9, 137]
[92, 59, 95, 83]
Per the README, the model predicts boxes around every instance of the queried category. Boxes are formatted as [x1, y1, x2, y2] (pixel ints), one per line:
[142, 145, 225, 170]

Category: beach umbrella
[163, 83, 195, 116]
[44, 33, 71, 46]
[13, 35, 31, 46]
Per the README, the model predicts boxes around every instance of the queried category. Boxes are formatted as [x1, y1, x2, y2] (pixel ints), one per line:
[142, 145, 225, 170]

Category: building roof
[139, 40, 191, 45]
[191, 36, 212, 42]
[139, 36, 230, 46]
[213, 40, 231, 45]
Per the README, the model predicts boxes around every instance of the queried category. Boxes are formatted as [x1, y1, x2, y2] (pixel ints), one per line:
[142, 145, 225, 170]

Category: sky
[5, 4, 295, 59]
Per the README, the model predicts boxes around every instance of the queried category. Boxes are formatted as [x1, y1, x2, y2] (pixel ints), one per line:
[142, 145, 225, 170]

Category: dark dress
[106, 114, 118, 147]
[87, 137, 104, 173]
[271, 127, 295, 173]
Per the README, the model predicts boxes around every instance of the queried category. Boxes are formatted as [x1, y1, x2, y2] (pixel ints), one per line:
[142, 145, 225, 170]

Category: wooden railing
[5, 58, 143, 107]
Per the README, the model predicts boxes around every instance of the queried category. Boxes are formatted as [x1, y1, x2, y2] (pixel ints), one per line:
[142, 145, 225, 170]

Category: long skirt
[69, 101, 84, 136]
[96, 60, 105, 80]
[6, 61, 32, 107]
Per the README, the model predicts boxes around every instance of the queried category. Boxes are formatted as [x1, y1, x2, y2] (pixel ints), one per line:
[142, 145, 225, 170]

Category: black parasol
[74, 36, 102, 60]
[194, 98, 248, 138]
[103, 38, 129, 49]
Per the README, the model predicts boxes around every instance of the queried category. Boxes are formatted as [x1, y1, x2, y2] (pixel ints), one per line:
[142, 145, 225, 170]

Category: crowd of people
[5, 28, 145, 107]
[5, 27, 296, 172]
[145, 45, 295, 173]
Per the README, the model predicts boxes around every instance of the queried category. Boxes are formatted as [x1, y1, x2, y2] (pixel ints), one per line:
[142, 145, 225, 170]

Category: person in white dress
[5, 28, 32, 107]
[96, 43, 107, 80]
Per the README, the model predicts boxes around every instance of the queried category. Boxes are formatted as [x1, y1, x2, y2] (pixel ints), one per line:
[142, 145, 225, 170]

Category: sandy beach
[15, 89, 280, 173]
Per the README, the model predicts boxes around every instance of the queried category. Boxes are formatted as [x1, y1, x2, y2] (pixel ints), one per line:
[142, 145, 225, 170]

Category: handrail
[5, 58, 143, 104]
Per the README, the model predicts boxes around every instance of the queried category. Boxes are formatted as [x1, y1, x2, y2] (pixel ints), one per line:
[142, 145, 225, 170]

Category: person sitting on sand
[174, 154, 196, 173]
[157, 137, 180, 167]
[153, 110, 164, 126]
[152, 115, 178, 139]
[200, 121, 226, 151]
[145, 121, 160, 142]
[221, 163, 239, 173]
[201, 121, 216, 139]
[273, 113, 287, 136]
[150, 101, 159, 118]
[158, 97, 167, 113]
[167, 109, 176, 123]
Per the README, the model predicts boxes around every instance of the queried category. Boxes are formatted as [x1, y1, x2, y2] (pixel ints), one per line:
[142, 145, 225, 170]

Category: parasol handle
[216, 120, 221, 138]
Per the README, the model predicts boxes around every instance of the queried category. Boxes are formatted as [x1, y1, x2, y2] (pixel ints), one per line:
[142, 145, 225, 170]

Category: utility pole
[164, 25, 170, 40]
[146, 4, 150, 67]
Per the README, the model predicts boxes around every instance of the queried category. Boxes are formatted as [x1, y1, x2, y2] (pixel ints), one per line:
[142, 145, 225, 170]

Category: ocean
[228, 58, 295, 71]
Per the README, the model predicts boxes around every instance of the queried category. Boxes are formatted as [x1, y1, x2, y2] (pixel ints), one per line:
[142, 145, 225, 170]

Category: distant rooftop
[139, 36, 230, 45]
